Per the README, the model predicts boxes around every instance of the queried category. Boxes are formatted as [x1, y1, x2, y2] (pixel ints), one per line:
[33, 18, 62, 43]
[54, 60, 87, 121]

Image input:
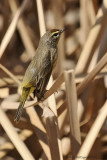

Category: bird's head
[40, 28, 66, 47]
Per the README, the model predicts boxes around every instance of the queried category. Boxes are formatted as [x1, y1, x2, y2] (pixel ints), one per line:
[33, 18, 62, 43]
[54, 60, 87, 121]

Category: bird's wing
[22, 61, 37, 88]
[22, 50, 52, 89]
[35, 51, 52, 92]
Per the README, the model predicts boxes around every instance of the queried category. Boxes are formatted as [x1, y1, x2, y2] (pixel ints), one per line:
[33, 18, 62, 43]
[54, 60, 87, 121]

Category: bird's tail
[14, 87, 30, 122]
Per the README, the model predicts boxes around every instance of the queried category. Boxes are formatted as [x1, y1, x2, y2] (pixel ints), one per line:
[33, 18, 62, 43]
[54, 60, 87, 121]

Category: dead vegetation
[0, 0, 107, 160]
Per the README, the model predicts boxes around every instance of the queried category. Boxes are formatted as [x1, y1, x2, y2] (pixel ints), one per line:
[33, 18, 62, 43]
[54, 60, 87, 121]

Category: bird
[14, 28, 66, 122]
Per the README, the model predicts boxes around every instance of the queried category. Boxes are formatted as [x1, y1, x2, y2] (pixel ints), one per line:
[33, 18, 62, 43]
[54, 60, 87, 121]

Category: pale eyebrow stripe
[51, 31, 59, 36]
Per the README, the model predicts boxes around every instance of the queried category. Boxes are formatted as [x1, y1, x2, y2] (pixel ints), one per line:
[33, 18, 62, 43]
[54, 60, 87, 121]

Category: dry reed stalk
[88, 22, 107, 72]
[58, 106, 68, 137]
[75, 71, 107, 83]
[87, 48, 99, 72]
[36, 1, 63, 159]
[43, 107, 63, 160]
[44, 71, 107, 101]
[0, 29, 50, 159]
[80, 0, 91, 45]
[1, 69, 106, 110]
[7, 109, 50, 158]
[6, 97, 50, 158]
[92, 0, 99, 13]
[57, 100, 66, 117]
[1, 57, 106, 110]
[77, 52, 107, 96]
[77, 99, 84, 121]
[0, 129, 33, 159]
[51, 0, 65, 73]
[1, 99, 37, 110]
[0, 58, 49, 158]
[47, 78, 57, 116]
[36, 0, 46, 37]
[26, 107, 51, 160]
[0, 2, 59, 158]
[0, 107, 35, 160]
[0, 1, 51, 156]
[87, 0, 96, 25]
[0, 0, 28, 59]
[0, 76, 23, 87]
[8, 113, 37, 131]
[8, 0, 35, 58]
[0, 64, 21, 85]
[97, 25, 107, 61]
[75, 101, 107, 160]
[76, 0, 107, 74]
[40, 152, 48, 160]
[56, 52, 107, 117]
[64, 70, 81, 157]
[0, 142, 13, 159]
[0, 1, 106, 159]
[36, 0, 57, 115]
[45, 72, 64, 99]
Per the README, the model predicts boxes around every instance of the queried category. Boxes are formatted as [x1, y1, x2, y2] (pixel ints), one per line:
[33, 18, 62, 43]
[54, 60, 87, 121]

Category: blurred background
[0, 0, 107, 160]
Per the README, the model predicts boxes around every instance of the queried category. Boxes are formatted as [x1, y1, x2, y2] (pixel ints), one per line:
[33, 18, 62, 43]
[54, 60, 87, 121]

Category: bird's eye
[52, 33, 59, 37]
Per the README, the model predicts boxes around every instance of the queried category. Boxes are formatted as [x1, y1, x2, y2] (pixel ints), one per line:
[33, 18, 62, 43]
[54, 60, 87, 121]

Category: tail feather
[14, 103, 24, 122]
[14, 87, 30, 122]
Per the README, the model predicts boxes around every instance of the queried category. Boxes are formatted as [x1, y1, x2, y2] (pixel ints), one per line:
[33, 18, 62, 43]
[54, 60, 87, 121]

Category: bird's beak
[60, 28, 67, 34]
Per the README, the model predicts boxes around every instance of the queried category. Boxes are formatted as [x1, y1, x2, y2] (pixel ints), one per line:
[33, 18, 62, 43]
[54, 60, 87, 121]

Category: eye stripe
[51, 31, 59, 36]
